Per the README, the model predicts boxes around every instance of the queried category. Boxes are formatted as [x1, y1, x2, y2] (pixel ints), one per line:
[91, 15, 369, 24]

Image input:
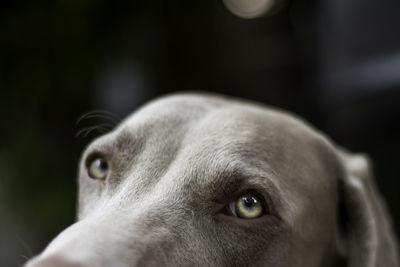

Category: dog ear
[336, 149, 399, 267]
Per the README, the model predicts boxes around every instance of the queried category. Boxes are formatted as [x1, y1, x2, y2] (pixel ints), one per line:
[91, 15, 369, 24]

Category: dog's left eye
[226, 194, 264, 219]
[87, 157, 109, 180]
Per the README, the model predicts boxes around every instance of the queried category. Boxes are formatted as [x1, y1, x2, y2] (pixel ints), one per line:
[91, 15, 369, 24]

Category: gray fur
[25, 93, 399, 267]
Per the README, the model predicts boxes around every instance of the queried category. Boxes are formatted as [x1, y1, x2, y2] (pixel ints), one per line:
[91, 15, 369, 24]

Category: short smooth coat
[26, 93, 399, 267]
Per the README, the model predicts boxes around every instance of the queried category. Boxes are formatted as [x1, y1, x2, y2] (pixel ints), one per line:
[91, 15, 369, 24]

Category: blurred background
[1, 0, 399, 265]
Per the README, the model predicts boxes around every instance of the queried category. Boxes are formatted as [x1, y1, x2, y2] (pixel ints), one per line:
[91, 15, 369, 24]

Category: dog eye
[227, 194, 264, 219]
[88, 157, 109, 180]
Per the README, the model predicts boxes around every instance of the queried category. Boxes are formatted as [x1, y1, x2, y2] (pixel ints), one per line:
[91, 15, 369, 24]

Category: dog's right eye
[222, 193, 266, 219]
[87, 157, 109, 180]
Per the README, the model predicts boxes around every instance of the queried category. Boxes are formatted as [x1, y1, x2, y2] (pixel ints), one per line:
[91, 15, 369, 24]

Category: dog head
[26, 93, 398, 267]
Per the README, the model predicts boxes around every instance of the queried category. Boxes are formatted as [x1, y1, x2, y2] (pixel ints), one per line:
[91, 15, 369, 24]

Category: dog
[25, 93, 399, 267]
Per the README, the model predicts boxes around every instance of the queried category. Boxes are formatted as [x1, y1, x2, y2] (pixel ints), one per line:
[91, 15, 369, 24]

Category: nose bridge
[105, 169, 184, 223]
[28, 172, 187, 267]
[32, 197, 177, 267]
[36, 214, 140, 266]
[41, 219, 111, 259]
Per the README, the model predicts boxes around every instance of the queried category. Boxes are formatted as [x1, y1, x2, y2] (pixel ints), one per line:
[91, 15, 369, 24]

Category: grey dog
[26, 93, 399, 267]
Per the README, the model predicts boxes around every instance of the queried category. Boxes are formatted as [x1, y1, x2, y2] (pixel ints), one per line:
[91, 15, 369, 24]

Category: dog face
[26, 94, 398, 267]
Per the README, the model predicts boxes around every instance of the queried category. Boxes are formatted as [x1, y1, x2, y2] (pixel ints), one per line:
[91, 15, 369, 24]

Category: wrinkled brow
[112, 128, 143, 152]
[193, 161, 283, 213]
[82, 128, 143, 163]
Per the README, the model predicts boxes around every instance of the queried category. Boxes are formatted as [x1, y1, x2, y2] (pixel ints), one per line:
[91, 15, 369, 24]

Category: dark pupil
[99, 160, 108, 171]
[243, 196, 257, 208]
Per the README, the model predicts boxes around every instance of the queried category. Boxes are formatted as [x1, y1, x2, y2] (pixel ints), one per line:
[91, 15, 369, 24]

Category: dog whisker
[75, 123, 115, 138]
[76, 110, 121, 126]
[75, 110, 121, 139]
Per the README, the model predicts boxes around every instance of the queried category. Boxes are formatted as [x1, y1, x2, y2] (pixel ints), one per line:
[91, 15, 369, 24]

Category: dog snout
[24, 210, 172, 267]
[26, 255, 82, 267]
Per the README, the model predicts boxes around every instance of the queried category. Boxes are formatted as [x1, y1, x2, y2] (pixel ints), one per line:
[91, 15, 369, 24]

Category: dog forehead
[85, 94, 326, 173]
[121, 94, 227, 127]
[111, 94, 322, 164]
[122, 93, 309, 135]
